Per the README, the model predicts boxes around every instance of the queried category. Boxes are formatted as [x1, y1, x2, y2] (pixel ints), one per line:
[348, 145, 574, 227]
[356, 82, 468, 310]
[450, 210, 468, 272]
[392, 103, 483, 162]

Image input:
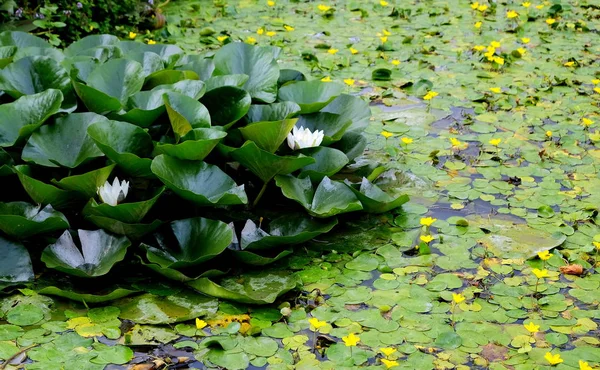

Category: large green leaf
[239, 214, 337, 251]
[41, 229, 131, 278]
[163, 92, 211, 140]
[275, 175, 363, 218]
[141, 217, 233, 269]
[0, 31, 51, 49]
[200, 86, 251, 129]
[87, 120, 154, 177]
[204, 74, 248, 91]
[298, 146, 349, 182]
[188, 270, 301, 304]
[22, 112, 106, 168]
[213, 42, 280, 103]
[109, 90, 166, 127]
[0, 202, 69, 239]
[296, 112, 353, 145]
[278, 80, 344, 114]
[153, 128, 226, 161]
[37, 285, 138, 304]
[230, 141, 315, 183]
[0, 46, 16, 69]
[84, 216, 162, 240]
[140, 256, 227, 282]
[321, 94, 371, 133]
[151, 155, 248, 205]
[0, 237, 34, 290]
[72, 81, 121, 114]
[246, 101, 301, 123]
[64, 35, 120, 57]
[232, 249, 293, 266]
[119, 41, 184, 66]
[0, 89, 63, 147]
[176, 57, 214, 81]
[0, 56, 72, 101]
[332, 131, 368, 162]
[14, 165, 77, 209]
[144, 69, 200, 90]
[52, 165, 116, 199]
[83, 187, 165, 224]
[238, 119, 297, 153]
[123, 51, 165, 78]
[347, 178, 409, 213]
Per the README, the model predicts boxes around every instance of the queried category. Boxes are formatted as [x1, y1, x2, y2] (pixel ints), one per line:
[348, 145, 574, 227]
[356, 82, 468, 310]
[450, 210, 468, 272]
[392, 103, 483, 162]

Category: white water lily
[287, 126, 325, 150]
[97, 178, 129, 206]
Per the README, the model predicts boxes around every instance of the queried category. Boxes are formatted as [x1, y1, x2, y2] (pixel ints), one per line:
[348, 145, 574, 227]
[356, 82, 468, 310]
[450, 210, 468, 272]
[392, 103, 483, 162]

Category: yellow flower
[546, 131, 553, 137]
[401, 137, 414, 144]
[343, 78, 355, 86]
[517, 47, 527, 55]
[246, 36, 257, 44]
[147, 40, 156, 45]
[342, 333, 360, 346]
[477, 4, 488, 11]
[489, 87, 502, 93]
[309, 318, 327, 330]
[380, 347, 397, 357]
[284, 25, 295, 31]
[537, 250, 553, 261]
[380, 0, 389, 6]
[593, 241, 600, 249]
[486, 46, 496, 54]
[524, 322, 539, 333]
[266, 31, 276, 37]
[328, 48, 339, 55]
[595, 87, 600, 94]
[521, 37, 530, 43]
[391, 59, 401, 66]
[564, 61, 575, 67]
[582, 118, 594, 126]
[522, 1, 531, 7]
[128, 32, 137, 39]
[490, 41, 501, 48]
[423, 91, 438, 100]
[420, 235, 434, 243]
[506, 10, 518, 18]
[473, 45, 486, 52]
[544, 352, 563, 365]
[452, 293, 466, 304]
[321, 76, 332, 82]
[217, 35, 228, 42]
[579, 360, 593, 370]
[267, 0, 275, 6]
[474, 21, 482, 29]
[318, 4, 331, 12]
[592, 79, 600, 85]
[350, 47, 359, 55]
[196, 318, 207, 329]
[382, 29, 392, 36]
[420, 217, 437, 227]
[381, 359, 399, 368]
[449, 137, 462, 147]
[532, 268, 549, 279]
[546, 18, 556, 25]
[380, 36, 388, 43]
[257, 27, 265, 35]
[381, 131, 394, 139]
[493, 56, 505, 65]
[536, 4, 544, 9]
[489, 138, 502, 146]
[470, 2, 479, 10]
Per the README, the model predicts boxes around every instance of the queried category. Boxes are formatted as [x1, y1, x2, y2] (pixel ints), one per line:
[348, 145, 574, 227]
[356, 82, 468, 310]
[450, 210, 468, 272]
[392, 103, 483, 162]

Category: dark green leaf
[0, 236, 34, 289]
[0, 202, 69, 239]
[200, 86, 251, 129]
[153, 128, 226, 161]
[239, 118, 298, 153]
[278, 80, 343, 114]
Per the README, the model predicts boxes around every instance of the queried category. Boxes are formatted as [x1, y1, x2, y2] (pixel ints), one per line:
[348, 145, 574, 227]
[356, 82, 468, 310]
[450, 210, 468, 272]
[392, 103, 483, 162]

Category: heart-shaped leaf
[0, 202, 69, 239]
[246, 101, 301, 123]
[0, 56, 72, 102]
[84, 216, 162, 240]
[346, 178, 409, 213]
[278, 80, 344, 114]
[123, 51, 165, 78]
[298, 146, 349, 182]
[232, 249, 293, 266]
[51, 164, 116, 199]
[151, 154, 248, 205]
[163, 92, 211, 140]
[332, 131, 367, 162]
[0, 31, 51, 49]
[14, 165, 78, 209]
[321, 94, 371, 133]
[151, 79, 206, 99]
[109, 89, 166, 127]
[83, 187, 165, 224]
[296, 112, 352, 145]
[238, 118, 298, 153]
[144, 69, 200, 90]
[22, 112, 106, 168]
[176, 56, 215, 81]
[41, 229, 131, 278]
[0, 236, 34, 290]
[64, 35, 120, 57]
[153, 128, 226, 161]
[205, 74, 249, 91]
[201, 86, 251, 129]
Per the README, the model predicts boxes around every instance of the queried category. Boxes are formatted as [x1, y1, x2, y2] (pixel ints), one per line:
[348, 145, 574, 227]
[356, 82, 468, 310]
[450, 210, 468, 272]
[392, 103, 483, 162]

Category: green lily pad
[123, 51, 165, 78]
[321, 94, 371, 133]
[204, 74, 249, 91]
[163, 91, 211, 140]
[0, 56, 72, 102]
[0, 31, 51, 49]
[200, 86, 251, 129]
[6, 304, 45, 326]
[232, 249, 293, 266]
[83, 186, 164, 224]
[347, 178, 410, 213]
[151, 154, 248, 205]
[14, 165, 78, 209]
[332, 131, 367, 162]
[298, 146, 349, 182]
[0, 237, 34, 289]
[144, 69, 199, 90]
[0, 202, 69, 239]
[246, 101, 301, 123]
[41, 229, 131, 278]
[109, 89, 166, 127]
[52, 164, 116, 199]
[64, 35, 120, 57]
[278, 80, 344, 114]
[84, 215, 162, 240]
[239, 118, 298, 153]
[296, 112, 353, 145]
[36, 285, 138, 303]
[153, 128, 227, 161]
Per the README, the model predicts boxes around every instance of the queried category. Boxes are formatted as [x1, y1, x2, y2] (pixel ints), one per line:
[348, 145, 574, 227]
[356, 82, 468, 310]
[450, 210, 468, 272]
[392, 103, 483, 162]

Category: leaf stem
[252, 181, 269, 208]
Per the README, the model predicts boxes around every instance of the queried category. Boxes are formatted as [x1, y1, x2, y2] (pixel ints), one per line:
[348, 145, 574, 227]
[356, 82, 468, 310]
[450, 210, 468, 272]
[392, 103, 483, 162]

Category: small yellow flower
[506, 10, 519, 19]
[266, 31, 277, 37]
[490, 41, 501, 48]
[537, 250, 553, 261]
[401, 137, 414, 144]
[449, 137, 462, 147]
[524, 322, 539, 333]
[423, 91, 438, 100]
[380, 347, 397, 357]
[592, 79, 600, 85]
[521, 37, 530, 43]
[470, 2, 479, 10]
[489, 87, 502, 93]
[284, 25, 295, 31]
[321, 76, 332, 82]
[546, 18, 556, 25]
[257, 27, 265, 35]
[381, 131, 394, 139]
[420, 217, 437, 227]
[196, 318, 207, 329]
[582, 118, 594, 126]
[474, 21, 482, 29]
[452, 293, 466, 304]
[382, 29, 392, 36]
[147, 40, 156, 45]
[517, 47, 527, 55]
[380, 36, 388, 43]
[473, 45, 486, 52]
[267, 0, 275, 6]
[593, 241, 600, 249]
[493, 56, 505, 65]
[544, 352, 563, 365]
[380, 0, 389, 6]
[595, 87, 600, 94]
[536, 4, 544, 9]
[217, 35, 228, 42]
[128, 32, 137, 39]
[342, 333, 360, 347]
[420, 235, 434, 243]
[564, 61, 575, 67]
[546, 130, 553, 137]
[532, 268, 549, 279]
[522, 1, 531, 7]
[246, 36, 257, 44]
[579, 360, 593, 370]
[477, 4, 488, 11]
[381, 359, 400, 369]
[350, 47, 359, 55]
[318, 4, 331, 12]
[309, 318, 327, 330]
[343, 78, 355, 86]
[391, 59, 401, 66]
[486, 46, 496, 54]
[489, 138, 502, 146]
[328, 48, 339, 55]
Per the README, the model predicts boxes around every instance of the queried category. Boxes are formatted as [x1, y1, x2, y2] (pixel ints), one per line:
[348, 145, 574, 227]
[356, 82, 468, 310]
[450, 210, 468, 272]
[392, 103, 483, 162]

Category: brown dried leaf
[559, 264, 583, 275]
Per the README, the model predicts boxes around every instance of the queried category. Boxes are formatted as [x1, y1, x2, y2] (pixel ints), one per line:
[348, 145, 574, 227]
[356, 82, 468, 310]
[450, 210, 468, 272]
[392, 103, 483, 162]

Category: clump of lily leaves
[0, 31, 407, 304]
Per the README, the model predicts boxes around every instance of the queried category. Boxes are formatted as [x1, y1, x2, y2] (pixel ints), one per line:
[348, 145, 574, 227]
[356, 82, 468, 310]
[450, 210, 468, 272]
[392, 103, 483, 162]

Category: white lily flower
[97, 177, 129, 206]
[287, 126, 325, 150]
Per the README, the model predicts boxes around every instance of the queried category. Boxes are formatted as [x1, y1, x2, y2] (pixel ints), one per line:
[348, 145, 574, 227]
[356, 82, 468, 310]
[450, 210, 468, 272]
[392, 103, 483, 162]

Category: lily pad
[84, 215, 162, 240]
[298, 146, 349, 182]
[0, 237, 34, 289]
[83, 187, 165, 224]
[163, 91, 211, 140]
[14, 165, 78, 209]
[347, 178, 410, 213]
[278, 80, 344, 114]
[110, 89, 166, 127]
[0, 56, 72, 101]
[296, 112, 353, 145]
[232, 249, 293, 266]
[0, 202, 69, 239]
[238, 118, 298, 153]
[246, 101, 301, 123]
[321, 94, 371, 133]
[153, 128, 227, 161]
[200, 86, 251, 129]
[52, 165, 116, 199]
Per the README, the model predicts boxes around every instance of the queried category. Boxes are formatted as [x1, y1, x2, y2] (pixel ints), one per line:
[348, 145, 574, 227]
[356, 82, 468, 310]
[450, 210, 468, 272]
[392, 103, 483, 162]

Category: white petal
[287, 132, 296, 150]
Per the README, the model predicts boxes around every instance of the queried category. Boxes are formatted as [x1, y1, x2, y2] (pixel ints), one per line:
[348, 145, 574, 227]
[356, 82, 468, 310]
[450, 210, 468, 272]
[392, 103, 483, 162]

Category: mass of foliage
[0, 31, 408, 303]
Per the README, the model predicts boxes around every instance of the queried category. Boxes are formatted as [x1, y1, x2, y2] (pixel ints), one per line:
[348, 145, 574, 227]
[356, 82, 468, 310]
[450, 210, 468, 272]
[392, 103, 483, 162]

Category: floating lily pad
[347, 178, 410, 213]
[0, 237, 34, 289]
[153, 128, 226, 161]
[83, 186, 164, 224]
[204, 74, 249, 91]
[52, 165, 116, 199]
[14, 165, 78, 209]
[144, 69, 199, 90]
[163, 91, 211, 140]
[0, 56, 72, 102]
[84, 215, 162, 240]
[238, 118, 298, 153]
[0, 202, 69, 239]
[246, 101, 301, 123]
[109, 89, 166, 127]
[37, 285, 138, 303]
[296, 112, 352, 145]
[278, 80, 344, 114]
[321, 94, 371, 133]
[298, 146, 349, 182]
[200, 86, 251, 129]
[232, 249, 293, 266]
